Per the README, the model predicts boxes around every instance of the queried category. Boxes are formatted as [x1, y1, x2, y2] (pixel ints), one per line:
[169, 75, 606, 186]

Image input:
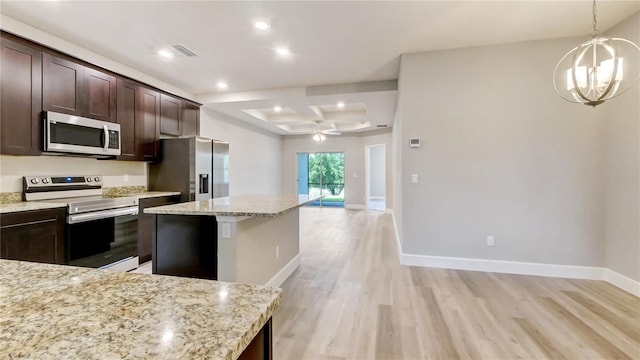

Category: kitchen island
[144, 195, 318, 286]
[0, 259, 280, 360]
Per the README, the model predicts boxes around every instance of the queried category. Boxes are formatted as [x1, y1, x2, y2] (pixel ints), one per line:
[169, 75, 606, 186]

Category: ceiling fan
[311, 129, 340, 142]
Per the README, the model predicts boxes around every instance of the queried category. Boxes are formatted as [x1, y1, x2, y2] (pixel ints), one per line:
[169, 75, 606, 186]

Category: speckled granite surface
[144, 194, 319, 217]
[103, 187, 181, 199]
[0, 260, 281, 360]
[0, 201, 67, 214]
[0, 192, 22, 204]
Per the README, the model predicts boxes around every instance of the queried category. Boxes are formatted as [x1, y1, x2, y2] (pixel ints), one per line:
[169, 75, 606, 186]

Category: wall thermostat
[409, 138, 421, 148]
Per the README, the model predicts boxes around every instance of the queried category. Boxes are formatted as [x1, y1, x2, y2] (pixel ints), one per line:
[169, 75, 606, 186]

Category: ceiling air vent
[376, 124, 388, 128]
[170, 44, 198, 57]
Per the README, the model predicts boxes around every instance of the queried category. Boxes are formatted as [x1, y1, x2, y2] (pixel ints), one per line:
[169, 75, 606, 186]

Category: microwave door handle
[103, 125, 109, 151]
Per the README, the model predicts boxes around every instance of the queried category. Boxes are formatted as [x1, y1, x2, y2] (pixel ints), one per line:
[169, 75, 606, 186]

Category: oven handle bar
[68, 206, 139, 224]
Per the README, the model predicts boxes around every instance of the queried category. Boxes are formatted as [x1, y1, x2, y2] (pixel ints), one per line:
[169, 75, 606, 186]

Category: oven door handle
[68, 206, 139, 224]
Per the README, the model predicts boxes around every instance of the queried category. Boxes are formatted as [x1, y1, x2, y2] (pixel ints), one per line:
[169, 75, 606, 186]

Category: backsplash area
[0, 155, 147, 193]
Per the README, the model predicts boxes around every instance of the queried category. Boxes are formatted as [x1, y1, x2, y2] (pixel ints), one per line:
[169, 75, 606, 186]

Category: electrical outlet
[275, 246, 280, 258]
[487, 236, 495, 247]
[222, 223, 231, 238]
[411, 174, 419, 184]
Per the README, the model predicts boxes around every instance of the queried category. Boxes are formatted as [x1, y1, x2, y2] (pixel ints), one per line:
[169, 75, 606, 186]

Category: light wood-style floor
[273, 207, 640, 360]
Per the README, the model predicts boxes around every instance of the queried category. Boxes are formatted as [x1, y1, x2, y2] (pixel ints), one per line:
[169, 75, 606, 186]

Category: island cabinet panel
[0, 36, 42, 155]
[153, 214, 217, 280]
[136, 86, 161, 161]
[0, 208, 66, 265]
[116, 79, 137, 160]
[83, 68, 116, 122]
[238, 319, 273, 360]
[43, 53, 117, 122]
[138, 195, 180, 263]
[181, 100, 199, 136]
[160, 93, 182, 136]
[43, 53, 84, 116]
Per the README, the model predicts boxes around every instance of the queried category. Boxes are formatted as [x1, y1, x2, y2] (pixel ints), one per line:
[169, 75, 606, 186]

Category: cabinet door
[43, 53, 84, 116]
[136, 86, 161, 161]
[116, 79, 137, 159]
[138, 195, 180, 263]
[160, 93, 181, 136]
[0, 37, 42, 155]
[84, 68, 116, 122]
[0, 209, 66, 265]
[181, 101, 200, 136]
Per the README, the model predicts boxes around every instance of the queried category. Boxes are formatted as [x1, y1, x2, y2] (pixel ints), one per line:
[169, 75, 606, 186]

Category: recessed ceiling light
[273, 106, 282, 112]
[275, 47, 291, 57]
[216, 81, 229, 90]
[158, 49, 174, 59]
[254, 21, 270, 30]
[337, 102, 345, 109]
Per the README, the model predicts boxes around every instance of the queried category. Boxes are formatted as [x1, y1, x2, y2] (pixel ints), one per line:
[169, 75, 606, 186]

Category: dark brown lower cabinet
[138, 196, 180, 263]
[238, 319, 272, 360]
[0, 208, 66, 265]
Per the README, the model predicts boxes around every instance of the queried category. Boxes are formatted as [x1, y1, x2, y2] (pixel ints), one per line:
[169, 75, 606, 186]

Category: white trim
[385, 208, 393, 214]
[369, 196, 385, 200]
[388, 218, 639, 297]
[400, 253, 605, 280]
[604, 269, 640, 297]
[345, 204, 366, 210]
[265, 254, 301, 288]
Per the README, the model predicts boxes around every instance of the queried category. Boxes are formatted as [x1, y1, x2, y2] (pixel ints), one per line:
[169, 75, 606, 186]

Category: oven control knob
[30, 178, 39, 184]
[41, 178, 50, 184]
[86, 177, 92, 182]
[94, 177, 101, 182]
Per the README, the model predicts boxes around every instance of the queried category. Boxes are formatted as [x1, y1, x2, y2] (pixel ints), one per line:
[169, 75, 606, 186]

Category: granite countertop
[144, 194, 320, 217]
[0, 201, 68, 214]
[0, 259, 281, 360]
[0, 190, 181, 214]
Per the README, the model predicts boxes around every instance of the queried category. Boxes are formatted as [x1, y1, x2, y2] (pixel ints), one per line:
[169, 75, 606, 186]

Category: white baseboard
[369, 196, 385, 200]
[400, 253, 605, 280]
[345, 204, 366, 210]
[389, 213, 639, 297]
[605, 268, 640, 297]
[265, 254, 301, 288]
[385, 208, 393, 214]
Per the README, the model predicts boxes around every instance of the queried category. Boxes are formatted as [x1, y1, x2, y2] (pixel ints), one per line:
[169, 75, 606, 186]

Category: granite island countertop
[144, 194, 320, 217]
[0, 259, 281, 360]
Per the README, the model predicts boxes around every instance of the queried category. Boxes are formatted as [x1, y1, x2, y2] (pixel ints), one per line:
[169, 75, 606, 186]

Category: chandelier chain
[591, 0, 599, 37]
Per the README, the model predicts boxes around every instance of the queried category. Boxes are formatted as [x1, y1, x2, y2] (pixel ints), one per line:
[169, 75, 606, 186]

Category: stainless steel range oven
[24, 175, 139, 271]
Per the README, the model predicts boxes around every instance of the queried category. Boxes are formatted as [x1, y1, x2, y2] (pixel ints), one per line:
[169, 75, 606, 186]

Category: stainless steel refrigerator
[149, 136, 229, 202]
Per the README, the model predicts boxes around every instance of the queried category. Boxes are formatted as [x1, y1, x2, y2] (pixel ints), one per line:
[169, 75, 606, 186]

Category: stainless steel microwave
[44, 111, 121, 156]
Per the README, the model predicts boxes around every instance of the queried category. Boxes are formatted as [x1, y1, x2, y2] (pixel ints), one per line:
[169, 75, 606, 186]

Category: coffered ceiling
[1, 1, 638, 135]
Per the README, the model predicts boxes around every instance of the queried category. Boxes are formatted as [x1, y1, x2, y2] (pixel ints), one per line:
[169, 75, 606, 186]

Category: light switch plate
[411, 174, 419, 184]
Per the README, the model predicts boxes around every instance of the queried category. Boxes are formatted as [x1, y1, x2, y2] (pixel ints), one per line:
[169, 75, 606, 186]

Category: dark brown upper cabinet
[137, 86, 161, 161]
[116, 78, 137, 160]
[84, 68, 117, 122]
[160, 93, 182, 136]
[0, 36, 42, 155]
[181, 101, 199, 136]
[43, 53, 116, 122]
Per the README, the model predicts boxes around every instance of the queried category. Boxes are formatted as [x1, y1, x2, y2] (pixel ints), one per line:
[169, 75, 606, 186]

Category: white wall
[0, 155, 147, 192]
[368, 145, 386, 197]
[199, 108, 282, 196]
[397, 35, 608, 267]
[281, 129, 393, 208]
[603, 13, 640, 281]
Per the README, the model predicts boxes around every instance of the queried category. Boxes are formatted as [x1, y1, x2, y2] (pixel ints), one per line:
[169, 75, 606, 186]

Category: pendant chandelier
[553, 0, 640, 107]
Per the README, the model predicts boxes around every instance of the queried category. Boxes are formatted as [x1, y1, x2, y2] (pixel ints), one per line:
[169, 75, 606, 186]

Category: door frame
[365, 144, 386, 211]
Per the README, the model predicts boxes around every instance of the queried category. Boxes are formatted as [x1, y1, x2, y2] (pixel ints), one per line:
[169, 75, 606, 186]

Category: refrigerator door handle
[199, 174, 209, 194]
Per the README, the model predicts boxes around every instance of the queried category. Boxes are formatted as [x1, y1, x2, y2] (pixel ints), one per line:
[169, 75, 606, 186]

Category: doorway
[297, 152, 345, 207]
[365, 144, 386, 212]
